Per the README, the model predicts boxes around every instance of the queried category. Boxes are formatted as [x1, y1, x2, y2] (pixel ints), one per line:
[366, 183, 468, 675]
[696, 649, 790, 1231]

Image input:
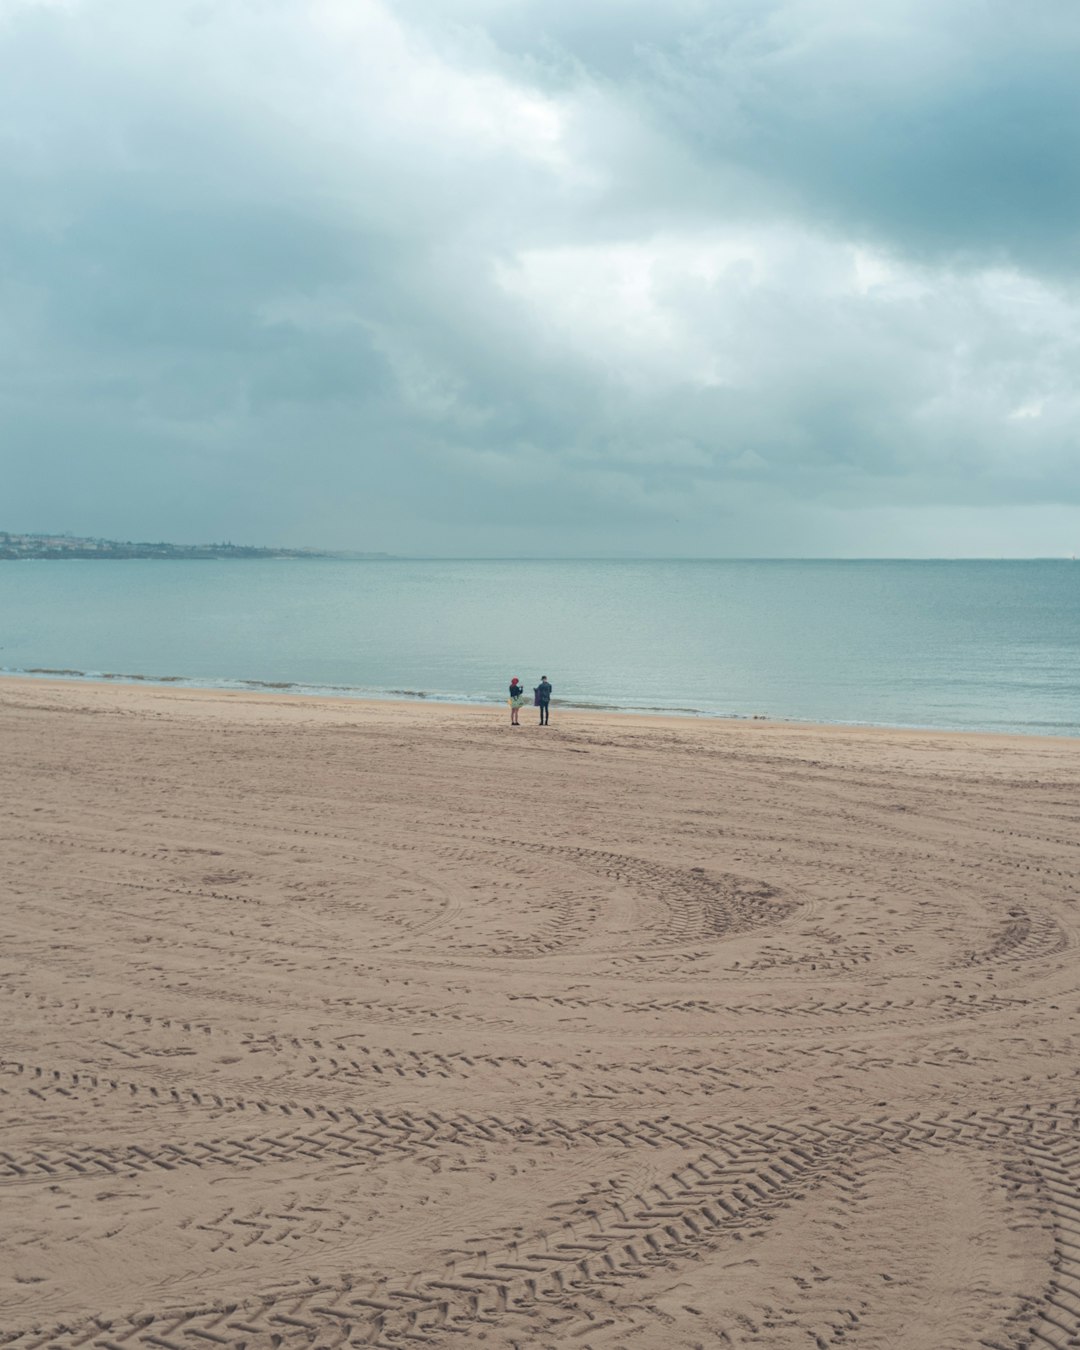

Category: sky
[2, 0, 1080, 557]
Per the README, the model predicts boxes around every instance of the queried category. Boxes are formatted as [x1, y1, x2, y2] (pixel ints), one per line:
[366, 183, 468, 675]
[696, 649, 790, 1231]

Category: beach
[2, 674, 1079, 1348]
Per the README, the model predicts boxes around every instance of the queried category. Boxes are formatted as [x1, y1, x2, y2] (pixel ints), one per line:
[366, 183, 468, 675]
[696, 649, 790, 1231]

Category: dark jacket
[536, 681, 552, 703]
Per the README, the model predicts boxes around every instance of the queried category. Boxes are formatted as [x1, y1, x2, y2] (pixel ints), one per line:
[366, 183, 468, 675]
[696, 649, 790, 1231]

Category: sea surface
[1, 558, 1077, 736]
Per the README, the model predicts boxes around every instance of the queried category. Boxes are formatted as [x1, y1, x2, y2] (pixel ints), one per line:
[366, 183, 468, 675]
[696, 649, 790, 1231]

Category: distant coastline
[0, 531, 393, 561]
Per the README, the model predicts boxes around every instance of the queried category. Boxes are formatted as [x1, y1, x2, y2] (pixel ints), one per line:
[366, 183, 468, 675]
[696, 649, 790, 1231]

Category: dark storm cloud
[1, 0, 1079, 555]
[405, 0, 1080, 273]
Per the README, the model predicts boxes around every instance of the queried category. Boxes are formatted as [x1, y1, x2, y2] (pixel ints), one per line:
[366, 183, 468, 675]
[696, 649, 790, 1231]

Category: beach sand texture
[2, 676, 1079, 1349]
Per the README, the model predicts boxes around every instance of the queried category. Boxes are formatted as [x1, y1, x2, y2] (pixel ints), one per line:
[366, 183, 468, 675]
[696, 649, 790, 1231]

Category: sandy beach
[2, 675, 1079, 1349]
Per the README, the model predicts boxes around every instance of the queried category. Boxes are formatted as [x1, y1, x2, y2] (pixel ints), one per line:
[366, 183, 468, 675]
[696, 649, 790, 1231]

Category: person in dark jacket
[535, 676, 552, 725]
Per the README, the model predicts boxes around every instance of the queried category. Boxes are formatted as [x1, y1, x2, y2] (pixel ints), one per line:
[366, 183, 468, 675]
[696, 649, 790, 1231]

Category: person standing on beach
[508, 677, 525, 726]
[536, 676, 552, 725]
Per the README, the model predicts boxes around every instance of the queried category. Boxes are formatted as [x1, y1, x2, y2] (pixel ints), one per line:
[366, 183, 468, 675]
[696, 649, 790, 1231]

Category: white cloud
[496, 225, 1080, 450]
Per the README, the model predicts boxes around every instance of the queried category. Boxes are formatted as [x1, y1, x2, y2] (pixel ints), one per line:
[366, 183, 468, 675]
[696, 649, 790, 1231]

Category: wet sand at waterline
[2, 676, 1079, 1349]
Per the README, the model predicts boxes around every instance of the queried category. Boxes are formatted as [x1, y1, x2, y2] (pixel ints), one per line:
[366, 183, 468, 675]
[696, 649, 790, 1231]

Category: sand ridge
[1, 676, 1079, 1349]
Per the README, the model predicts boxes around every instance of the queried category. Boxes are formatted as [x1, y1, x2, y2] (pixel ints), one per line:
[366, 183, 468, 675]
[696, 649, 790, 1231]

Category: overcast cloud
[2, 0, 1079, 555]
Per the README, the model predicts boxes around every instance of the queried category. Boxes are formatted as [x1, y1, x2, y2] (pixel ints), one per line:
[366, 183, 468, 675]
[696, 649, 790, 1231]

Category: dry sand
[1, 675, 1079, 1349]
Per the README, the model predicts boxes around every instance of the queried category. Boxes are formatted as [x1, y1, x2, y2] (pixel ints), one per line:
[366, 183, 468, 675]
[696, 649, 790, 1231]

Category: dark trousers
[538, 701, 550, 724]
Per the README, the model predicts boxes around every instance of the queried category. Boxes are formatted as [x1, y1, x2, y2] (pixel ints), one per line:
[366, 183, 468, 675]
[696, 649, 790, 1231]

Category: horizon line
[8, 552, 1077, 563]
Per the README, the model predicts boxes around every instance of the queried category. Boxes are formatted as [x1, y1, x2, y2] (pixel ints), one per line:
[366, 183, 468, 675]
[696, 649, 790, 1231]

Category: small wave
[555, 698, 736, 717]
[24, 666, 87, 677]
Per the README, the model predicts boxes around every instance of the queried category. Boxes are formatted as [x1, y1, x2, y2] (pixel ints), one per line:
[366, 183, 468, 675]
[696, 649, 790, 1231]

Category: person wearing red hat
[508, 677, 526, 726]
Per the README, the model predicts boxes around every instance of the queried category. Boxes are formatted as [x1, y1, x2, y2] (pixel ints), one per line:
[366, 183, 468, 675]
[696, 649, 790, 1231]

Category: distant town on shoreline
[0, 531, 393, 561]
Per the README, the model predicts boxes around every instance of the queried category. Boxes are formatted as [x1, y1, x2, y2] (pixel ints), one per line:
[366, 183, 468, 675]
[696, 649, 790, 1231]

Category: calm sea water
[1, 559, 1077, 736]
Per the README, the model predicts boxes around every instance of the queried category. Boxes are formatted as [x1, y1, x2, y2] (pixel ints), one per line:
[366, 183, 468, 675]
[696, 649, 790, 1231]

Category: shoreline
[2, 669, 1076, 748]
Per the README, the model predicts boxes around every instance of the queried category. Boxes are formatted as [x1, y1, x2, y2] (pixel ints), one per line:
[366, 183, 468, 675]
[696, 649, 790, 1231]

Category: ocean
[1, 558, 1077, 736]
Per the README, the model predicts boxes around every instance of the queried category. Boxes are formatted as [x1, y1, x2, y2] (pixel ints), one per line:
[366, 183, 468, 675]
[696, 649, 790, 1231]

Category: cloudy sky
[3, 0, 1079, 555]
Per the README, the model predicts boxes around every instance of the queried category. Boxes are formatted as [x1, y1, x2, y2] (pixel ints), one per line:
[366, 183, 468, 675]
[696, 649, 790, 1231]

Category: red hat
[510, 677, 519, 685]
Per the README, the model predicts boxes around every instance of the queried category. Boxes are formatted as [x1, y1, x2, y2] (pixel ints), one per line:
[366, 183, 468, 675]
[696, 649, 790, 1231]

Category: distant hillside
[0, 532, 393, 561]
